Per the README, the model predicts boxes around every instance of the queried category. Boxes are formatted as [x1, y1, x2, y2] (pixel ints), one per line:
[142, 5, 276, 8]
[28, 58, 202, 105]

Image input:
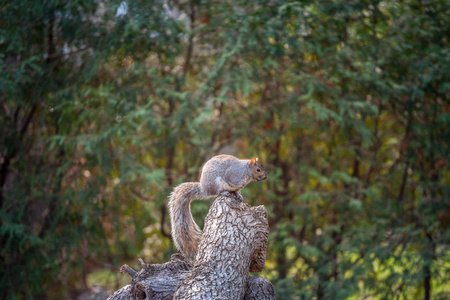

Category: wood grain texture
[108, 193, 275, 300]
[174, 192, 270, 299]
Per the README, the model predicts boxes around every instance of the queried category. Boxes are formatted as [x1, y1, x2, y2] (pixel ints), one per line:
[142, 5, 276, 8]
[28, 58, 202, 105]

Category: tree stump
[108, 193, 275, 300]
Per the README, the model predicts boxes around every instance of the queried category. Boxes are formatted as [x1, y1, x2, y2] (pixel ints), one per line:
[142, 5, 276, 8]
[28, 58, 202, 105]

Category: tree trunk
[108, 193, 275, 300]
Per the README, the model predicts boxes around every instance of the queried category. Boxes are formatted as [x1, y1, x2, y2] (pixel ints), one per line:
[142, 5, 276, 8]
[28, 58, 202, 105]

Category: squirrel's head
[249, 157, 267, 182]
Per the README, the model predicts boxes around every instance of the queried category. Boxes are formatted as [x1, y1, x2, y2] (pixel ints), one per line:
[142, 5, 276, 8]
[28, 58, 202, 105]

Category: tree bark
[108, 193, 275, 300]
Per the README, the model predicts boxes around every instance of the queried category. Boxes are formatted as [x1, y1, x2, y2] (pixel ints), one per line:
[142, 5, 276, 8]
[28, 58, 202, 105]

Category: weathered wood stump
[108, 193, 275, 300]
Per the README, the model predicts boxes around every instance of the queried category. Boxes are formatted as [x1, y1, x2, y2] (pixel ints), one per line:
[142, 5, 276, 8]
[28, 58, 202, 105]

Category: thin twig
[120, 264, 137, 277]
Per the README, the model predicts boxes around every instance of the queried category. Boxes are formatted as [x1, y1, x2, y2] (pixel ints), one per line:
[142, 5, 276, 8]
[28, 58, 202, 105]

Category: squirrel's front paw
[236, 191, 244, 202]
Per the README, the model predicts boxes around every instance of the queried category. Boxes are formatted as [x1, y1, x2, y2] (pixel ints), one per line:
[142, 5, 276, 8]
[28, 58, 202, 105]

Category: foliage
[1, 0, 449, 299]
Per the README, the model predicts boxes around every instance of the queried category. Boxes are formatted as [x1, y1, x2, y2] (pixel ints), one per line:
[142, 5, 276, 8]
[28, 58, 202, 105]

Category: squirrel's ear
[250, 157, 257, 166]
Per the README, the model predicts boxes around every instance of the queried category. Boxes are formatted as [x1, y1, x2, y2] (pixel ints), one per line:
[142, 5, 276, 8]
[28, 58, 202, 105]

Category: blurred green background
[1, 0, 449, 299]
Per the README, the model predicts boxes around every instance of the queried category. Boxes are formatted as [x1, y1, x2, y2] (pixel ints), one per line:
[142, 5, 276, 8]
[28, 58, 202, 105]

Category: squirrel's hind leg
[219, 191, 233, 197]
[219, 190, 243, 202]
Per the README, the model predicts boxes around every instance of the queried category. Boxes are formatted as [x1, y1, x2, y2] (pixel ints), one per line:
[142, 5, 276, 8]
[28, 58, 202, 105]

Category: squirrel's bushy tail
[168, 182, 205, 260]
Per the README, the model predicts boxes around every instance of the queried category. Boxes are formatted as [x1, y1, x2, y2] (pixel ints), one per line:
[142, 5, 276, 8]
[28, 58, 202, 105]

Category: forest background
[1, 0, 449, 299]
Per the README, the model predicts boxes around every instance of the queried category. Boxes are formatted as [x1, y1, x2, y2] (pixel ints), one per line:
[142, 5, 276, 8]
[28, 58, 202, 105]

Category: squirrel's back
[200, 155, 251, 195]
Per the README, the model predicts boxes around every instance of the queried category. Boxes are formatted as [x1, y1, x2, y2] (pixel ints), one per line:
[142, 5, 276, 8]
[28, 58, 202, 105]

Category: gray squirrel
[168, 154, 267, 260]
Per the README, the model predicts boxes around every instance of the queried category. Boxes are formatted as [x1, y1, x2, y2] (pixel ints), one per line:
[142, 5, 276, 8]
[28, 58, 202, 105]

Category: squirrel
[168, 154, 267, 260]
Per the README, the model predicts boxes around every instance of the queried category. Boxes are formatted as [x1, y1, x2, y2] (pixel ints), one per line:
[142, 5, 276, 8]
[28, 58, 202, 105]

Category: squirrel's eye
[256, 168, 261, 172]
